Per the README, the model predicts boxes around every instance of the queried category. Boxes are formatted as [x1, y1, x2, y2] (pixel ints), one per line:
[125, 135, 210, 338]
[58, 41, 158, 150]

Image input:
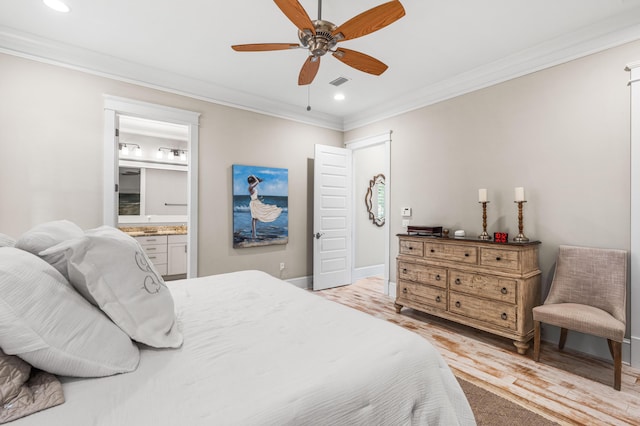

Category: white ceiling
[2, 0, 640, 130]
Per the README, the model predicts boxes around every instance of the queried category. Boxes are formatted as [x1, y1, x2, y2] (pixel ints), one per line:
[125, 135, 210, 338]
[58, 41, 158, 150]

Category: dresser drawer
[449, 270, 517, 304]
[397, 280, 447, 310]
[398, 262, 447, 289]
[449, 292, 517, 330]
[424, 242, 477, 264]
[480, 247, 520, 271]
[399, 240, 424, 257]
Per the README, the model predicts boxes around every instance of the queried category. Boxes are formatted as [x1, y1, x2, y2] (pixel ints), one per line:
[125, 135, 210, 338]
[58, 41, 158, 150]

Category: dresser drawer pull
[402, 288, 407, 294]
[455, 301, 461, 308]
[435, 296, 441, 303]
[501, 287, 508, 295]
[408, 246, 413, 250]
[464, 253, 469, 257]
[454, 278, 461, 285]
[147, 247, 157, 251]
[402, 268, 407, 274]
[501, 313, 508, 320]
[435, 274, 441, 281]
[495, 256, 502, 261]
[430, 249, 435, 253]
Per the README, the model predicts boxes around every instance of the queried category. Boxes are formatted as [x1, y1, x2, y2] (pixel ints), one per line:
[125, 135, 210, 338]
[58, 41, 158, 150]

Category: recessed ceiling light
[334, 93, 345, 101]
[43, 0, 70, 13]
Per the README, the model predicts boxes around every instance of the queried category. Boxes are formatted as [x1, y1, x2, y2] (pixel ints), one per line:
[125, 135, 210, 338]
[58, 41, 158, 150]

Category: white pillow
[14, 220, 84, 280]
[43, 226, 183, 349]
[0, 233, 15, 248]
[0, 247, 140, 377]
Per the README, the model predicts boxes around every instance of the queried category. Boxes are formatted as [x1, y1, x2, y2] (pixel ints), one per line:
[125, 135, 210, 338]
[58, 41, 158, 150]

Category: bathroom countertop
[119, 225, 187, 237]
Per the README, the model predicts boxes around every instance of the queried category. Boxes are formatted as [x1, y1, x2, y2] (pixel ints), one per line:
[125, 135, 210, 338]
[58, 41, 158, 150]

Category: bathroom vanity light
[119, 143, 141, 157]
[157, 147, 187, 161]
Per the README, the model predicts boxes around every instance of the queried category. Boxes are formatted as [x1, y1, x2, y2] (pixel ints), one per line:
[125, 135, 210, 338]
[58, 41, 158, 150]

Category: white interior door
[313, 144, 352, 290]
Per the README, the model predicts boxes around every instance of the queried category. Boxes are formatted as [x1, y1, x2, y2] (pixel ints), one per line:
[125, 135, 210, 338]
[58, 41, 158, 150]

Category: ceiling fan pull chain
[306, 85, 311, 111]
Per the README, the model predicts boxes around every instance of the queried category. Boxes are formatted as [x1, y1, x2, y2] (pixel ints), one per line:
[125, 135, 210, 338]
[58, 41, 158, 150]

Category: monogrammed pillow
[0, 247, 140, 377]
[42, 226, 183, 349]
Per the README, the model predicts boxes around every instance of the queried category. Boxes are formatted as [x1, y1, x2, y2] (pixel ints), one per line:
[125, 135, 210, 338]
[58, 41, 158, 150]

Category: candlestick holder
[514, 201, 529, 242]
[478, 201, 491, 240]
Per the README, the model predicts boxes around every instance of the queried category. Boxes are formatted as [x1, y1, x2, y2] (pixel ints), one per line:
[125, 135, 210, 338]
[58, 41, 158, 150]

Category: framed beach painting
[232, 164, 288, 248]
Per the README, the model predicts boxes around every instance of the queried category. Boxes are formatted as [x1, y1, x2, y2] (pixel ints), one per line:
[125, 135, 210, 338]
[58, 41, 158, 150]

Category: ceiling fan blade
[274, 0, 316, 34]
[332, 48, 388, 75]
[332, 1, 405, 41]
[298, 56, 320, 85]
[232, 43, 300, 52]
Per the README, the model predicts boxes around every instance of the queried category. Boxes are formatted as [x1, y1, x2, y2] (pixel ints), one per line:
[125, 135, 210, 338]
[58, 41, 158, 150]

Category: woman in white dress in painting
[248, 175, 282, 239]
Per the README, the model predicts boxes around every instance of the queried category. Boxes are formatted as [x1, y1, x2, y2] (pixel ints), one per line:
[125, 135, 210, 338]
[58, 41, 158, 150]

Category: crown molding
[0, 26, 344, 131]
[2, 7, 640, 133]
[342, 11, 640, 131]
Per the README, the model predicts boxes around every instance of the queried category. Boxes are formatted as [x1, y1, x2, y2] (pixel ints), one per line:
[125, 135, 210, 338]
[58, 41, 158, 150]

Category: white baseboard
[286, 275, 312, 290]
[352, 264, 384, 281]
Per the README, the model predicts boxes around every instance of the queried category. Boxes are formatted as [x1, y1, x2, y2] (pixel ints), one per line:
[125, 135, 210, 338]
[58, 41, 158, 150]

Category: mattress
[13, 270, 475, 425]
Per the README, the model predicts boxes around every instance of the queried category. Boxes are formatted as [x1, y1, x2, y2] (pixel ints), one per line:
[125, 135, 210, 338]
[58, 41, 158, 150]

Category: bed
[1, 222, 475, 425]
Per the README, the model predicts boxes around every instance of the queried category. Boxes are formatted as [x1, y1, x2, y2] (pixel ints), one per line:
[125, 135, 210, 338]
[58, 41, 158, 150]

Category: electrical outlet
[402, 219, 410, 227]
[280, 262, 285, 271]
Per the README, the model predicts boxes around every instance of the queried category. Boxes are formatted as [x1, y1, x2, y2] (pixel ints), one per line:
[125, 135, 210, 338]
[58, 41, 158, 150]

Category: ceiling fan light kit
[231, 0, 405, 86]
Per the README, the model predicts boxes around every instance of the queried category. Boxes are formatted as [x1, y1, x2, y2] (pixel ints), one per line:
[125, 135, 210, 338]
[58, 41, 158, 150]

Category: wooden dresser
[395, 235, 541, 354]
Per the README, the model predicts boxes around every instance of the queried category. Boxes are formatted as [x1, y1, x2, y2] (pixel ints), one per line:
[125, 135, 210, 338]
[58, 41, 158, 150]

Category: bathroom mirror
[365, 174, 385, 227]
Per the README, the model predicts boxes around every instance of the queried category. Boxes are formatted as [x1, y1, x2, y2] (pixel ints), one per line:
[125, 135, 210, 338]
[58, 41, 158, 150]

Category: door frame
[103, 95, 200, 278]
[345, 131, 392, 295]
[627, 62, 640, 368]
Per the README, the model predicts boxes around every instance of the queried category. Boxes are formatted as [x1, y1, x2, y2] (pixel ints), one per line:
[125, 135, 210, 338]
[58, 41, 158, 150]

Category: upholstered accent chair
[532, 245, 627, 390]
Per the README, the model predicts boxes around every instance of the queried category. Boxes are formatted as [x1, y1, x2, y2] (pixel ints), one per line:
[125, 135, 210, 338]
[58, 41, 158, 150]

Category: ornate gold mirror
[365, 174, 385, 227]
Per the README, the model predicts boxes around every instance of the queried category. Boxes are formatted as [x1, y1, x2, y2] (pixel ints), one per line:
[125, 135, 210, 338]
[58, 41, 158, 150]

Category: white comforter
[14, 270, 475, 425]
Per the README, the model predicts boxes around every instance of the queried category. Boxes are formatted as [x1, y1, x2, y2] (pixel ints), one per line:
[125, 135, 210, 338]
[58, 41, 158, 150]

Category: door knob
[314, 232, 324, 239]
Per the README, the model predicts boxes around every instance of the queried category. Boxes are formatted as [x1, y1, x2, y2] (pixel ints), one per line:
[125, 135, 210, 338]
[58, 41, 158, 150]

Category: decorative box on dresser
[395, 235, 541, 354]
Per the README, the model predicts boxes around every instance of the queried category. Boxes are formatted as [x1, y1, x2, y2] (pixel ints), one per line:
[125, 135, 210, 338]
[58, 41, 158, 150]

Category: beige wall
[0, 53, 342, 279]
[1, 36, 636, 288]
[353, 144, 385, 268]
[345, 39, 637, 300]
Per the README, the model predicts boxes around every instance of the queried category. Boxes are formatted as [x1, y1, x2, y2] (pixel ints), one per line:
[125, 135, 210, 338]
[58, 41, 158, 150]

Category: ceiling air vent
[329, 76, 350, 87]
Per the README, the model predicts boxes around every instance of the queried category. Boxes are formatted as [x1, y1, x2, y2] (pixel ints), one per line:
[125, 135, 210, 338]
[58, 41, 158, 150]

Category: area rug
[457, 378, 559, 425]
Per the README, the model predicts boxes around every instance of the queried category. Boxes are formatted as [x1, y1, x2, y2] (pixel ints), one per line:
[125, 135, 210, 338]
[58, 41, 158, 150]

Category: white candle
[515, 187, 525, 202]
[478, 188, 487, 202]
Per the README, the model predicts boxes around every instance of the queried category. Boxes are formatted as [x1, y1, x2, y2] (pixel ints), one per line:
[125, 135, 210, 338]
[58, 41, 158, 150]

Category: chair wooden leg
[609, 339, 622, 391]
[533, 321, 541, 361]
[559, 327, 568, 350]
[607, 339, 614, 358]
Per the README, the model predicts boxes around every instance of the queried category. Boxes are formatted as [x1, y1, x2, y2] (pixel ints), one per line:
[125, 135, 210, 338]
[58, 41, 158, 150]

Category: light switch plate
[401, 207, 412, 217]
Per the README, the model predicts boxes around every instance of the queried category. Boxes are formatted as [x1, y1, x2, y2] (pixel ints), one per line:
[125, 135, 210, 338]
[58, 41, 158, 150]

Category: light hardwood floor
[314, 277, 640, 426]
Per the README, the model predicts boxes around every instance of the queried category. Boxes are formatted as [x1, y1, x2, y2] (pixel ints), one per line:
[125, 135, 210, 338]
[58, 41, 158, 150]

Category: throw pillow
[42, 226, 183, 349]
[0, 247, 140, 377]
[14, 220, 84, 280]
[0, 233, 15, 248]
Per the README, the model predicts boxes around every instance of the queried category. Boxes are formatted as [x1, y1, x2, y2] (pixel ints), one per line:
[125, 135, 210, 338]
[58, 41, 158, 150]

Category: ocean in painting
[233, 195, 288, 247]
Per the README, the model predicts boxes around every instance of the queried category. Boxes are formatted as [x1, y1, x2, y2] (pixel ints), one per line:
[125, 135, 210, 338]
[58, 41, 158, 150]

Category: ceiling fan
[231, 0, 405, 85]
